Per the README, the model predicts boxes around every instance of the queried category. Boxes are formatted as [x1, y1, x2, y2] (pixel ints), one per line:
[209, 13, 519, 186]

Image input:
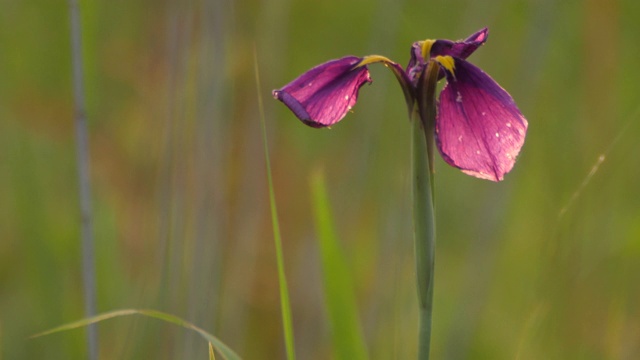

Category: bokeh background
[2, 0, 640, 358]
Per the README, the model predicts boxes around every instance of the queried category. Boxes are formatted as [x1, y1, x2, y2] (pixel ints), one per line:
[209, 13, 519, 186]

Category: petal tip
[461, 169, 503, 182]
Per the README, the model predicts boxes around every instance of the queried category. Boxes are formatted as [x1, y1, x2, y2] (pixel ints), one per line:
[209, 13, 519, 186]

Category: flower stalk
[412, 61, 439, 360]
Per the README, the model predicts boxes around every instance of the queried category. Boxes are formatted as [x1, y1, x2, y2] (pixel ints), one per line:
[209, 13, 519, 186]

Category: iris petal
[430, 28, 489, 60]
[408, 28, 489, 83]
[380, 60, 415, 114]
[272, 56, 372, 128]
[407, 42, 425, 80]
[435, 57, 527, 181]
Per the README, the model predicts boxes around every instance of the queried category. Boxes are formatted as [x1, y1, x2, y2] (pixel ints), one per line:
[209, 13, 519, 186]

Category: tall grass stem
[254, 50, 296, 360]
[68, 0, 98, 358]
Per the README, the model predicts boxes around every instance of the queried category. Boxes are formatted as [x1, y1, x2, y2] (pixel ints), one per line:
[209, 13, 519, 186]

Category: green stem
[412, 112, 436, 360]
[413, 61, 439, 360]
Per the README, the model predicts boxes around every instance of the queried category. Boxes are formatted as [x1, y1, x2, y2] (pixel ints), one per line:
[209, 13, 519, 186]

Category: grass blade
[254, 48, 296, 360]
[67, 0, 98, 358]
[31, 309, 241, 360]
[209, 342, 216, 360]
[310, 170, 368, 360]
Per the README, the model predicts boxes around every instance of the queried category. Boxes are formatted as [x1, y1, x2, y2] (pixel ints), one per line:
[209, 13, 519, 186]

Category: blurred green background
[2, 0, 640, 358]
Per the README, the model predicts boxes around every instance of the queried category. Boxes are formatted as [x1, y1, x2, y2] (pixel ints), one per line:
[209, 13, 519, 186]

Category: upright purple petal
[407, 41, 425, 81]
[435, 57, 527, 181]
[430, 28, 489, 60]
[383, 59, 416, 113]
[463, 27, 489, 44]
[408, 28, 489, 84]
[272, 56, 372, 128]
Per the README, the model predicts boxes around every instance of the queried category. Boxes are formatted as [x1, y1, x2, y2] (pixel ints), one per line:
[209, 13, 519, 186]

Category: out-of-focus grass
[2, 0, 640, 358]
[310, 170, 368, 360]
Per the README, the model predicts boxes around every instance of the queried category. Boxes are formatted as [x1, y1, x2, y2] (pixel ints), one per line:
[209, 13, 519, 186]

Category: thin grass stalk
[67, 0, 97, 358]
[413, 62, 439, 360]
[254, 50, 296, 360]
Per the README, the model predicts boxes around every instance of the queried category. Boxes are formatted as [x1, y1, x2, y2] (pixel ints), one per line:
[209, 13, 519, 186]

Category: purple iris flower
[273, 28, 528, 181]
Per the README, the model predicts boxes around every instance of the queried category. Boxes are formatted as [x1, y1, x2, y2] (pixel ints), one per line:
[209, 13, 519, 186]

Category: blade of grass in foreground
[254, 49, 296, 360]
[31, 309, 240, 360]
[210, 342, 216, 360]
[68, 0, 98, 357]
[310, 171, 368, 360]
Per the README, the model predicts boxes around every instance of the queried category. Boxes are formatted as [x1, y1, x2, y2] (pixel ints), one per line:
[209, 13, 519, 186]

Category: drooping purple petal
[430, 28, 488, 60]
[435, 57, 527, 181]
[272, 56, 372, 128]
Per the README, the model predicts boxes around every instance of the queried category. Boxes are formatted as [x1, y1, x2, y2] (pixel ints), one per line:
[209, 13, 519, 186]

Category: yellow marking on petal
[434, 55, 456, 74]
[355, 55, 397, 68]
[435, 55, 460, 80]
[421, 39, 435, 59]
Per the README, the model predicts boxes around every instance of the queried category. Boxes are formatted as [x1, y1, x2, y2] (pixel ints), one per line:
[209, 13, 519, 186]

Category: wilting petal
[273, 56, 372, 128]
[430, 28, 488, 60]
[435, 56, 527, 181]
[406, 41, 425, 81]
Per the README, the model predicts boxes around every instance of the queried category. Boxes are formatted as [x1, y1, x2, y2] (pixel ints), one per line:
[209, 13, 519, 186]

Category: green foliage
[310, 171, 368, 360]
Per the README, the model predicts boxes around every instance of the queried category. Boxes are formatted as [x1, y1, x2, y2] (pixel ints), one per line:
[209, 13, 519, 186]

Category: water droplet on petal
[458, 135, 463, 142]
[476, 150, 481, 155]
[482, 112, 486, 116]
[506, 122, 512, 128]
[456, 92, 463, 103]
[495, 132, 500, 138]
[345, 95, 349, 100]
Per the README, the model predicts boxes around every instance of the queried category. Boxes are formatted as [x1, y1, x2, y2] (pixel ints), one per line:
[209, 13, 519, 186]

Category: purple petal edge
[272, 89, 316, 127]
